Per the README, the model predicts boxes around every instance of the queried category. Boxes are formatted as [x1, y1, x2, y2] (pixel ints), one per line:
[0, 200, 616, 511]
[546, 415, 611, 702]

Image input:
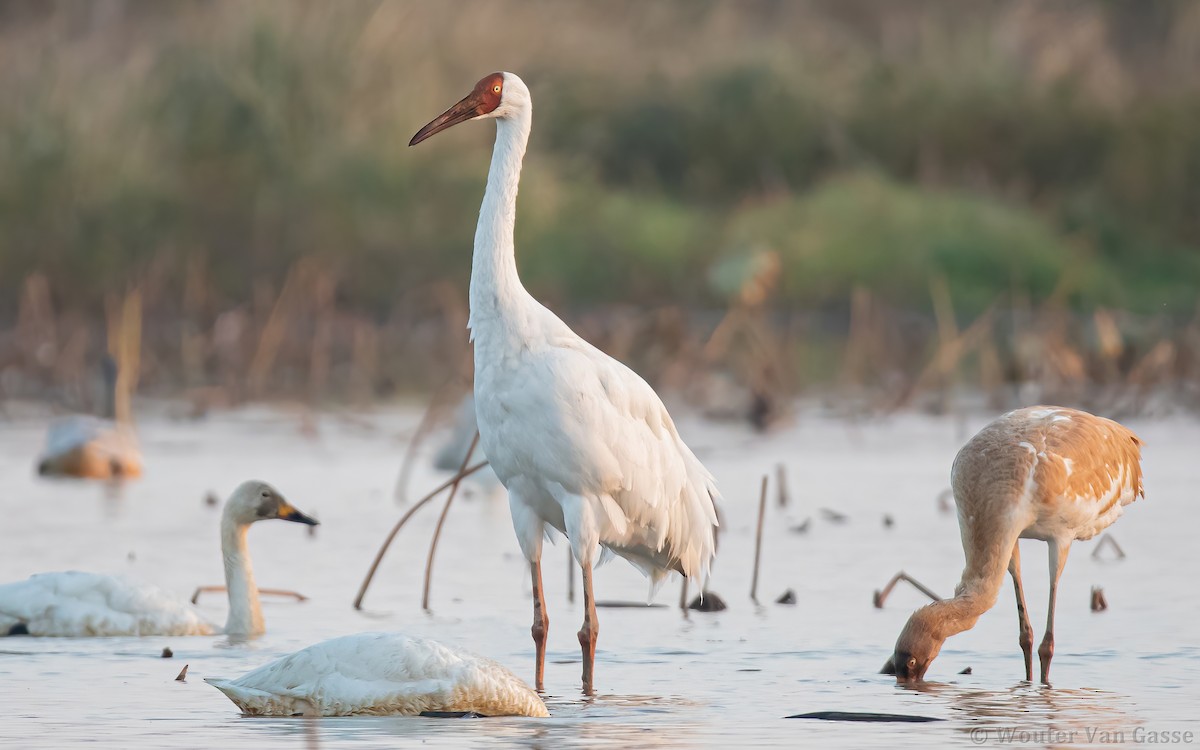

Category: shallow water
[1, 403, 1198, 748]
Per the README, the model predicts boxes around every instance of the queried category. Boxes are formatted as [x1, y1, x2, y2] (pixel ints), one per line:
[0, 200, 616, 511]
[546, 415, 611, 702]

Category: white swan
[38, 358, 143, 479]
[206, 632, 549, 717]
[0, 480, 316, 637]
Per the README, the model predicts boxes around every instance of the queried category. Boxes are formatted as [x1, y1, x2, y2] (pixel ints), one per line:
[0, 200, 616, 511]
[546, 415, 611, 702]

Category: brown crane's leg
[530, 559, 549, 692]
[1007, 541, 1035, 682]
[1039, 540, 1071, 685]
[578, 561, 599, 693]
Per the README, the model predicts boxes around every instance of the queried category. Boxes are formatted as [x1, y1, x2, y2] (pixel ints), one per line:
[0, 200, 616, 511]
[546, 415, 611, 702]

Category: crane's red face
[410, 73, 505, 146]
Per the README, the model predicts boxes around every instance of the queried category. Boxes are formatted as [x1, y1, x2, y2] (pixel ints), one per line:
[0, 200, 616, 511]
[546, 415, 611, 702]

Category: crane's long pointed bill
[409, 94, 483, 146]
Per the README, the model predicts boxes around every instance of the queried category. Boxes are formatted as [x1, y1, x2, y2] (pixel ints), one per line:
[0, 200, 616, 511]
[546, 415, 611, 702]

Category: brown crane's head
[410, 72, 529, 146]
[881, 605, 947, 683]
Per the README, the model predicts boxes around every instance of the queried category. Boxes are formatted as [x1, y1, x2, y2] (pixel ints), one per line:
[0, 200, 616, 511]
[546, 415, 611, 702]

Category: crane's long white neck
[219, 515, 264, 637]
[468, 105, 534, 336]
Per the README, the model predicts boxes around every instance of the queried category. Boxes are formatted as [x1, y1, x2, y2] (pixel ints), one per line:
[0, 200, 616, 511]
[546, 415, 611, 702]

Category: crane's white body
[205, 632, 549, 718]
[468, 73, 719, 584]
[0, 481, 308, 638]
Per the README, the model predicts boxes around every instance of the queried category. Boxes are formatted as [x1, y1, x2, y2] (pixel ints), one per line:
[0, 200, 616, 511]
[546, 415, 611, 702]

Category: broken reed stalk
[421, 431, 480, 612]
[191, 586, 308, 604]
[750, 474, 768, 605]
[353, 457, 489, 610]
[873, 571, 942, 608]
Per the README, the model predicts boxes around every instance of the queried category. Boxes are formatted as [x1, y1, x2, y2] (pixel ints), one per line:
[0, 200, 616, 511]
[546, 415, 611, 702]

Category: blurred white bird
[433, 394, 502, 495]
[206, 632, 548, 717]
[0, 481, 316, 637]
[37, 357, 142, 480]
[410, 72, 720, 692]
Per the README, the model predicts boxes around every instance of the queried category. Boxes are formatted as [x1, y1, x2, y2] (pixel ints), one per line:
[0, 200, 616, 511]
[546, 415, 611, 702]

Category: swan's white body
[0, 481, 315, 638]
[38, 415, 143, 479]
[412, 71, 719, 689]
[0, 571, 211, 636]
[206, 632, 549, 718]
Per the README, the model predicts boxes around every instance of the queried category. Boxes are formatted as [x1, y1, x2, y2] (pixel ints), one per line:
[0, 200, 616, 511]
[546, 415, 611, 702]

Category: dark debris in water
[787, 711, 943, 723]
[420, 711, 485, 719]
[161, 647, 173, 658]
[688, 591, 727, 612]
[776, 589, 797, 605]
[789, 519, 811, 534]
[959, 666, 972, 675]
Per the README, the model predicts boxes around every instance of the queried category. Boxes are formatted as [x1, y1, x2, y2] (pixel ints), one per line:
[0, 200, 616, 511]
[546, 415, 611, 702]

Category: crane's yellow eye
[493, 85, 501, 93]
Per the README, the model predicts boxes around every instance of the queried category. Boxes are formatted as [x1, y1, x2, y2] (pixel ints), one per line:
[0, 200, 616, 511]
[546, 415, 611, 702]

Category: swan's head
[882, 605, 945, 683]
[409, 72, 530, 146]
[223, 480, 318, 528]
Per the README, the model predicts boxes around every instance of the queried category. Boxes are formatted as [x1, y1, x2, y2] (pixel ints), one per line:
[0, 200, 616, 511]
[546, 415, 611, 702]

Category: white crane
[884, 406, 1144, 684]
[410, 72, 720, 692]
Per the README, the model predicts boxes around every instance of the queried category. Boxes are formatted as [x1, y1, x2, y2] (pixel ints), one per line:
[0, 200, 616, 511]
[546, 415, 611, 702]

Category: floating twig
[1091, 534, 1126, 561]
[595, 601, 668, 609]
[175, 664, 189, 681]
[191, 587, 308, 605]
[750, 475, 768, 604]
[353, 458, 489, 610]
[421, 432, 480, 612]
[1090, 586, 1108, 612]
[873, 571, 942, 608]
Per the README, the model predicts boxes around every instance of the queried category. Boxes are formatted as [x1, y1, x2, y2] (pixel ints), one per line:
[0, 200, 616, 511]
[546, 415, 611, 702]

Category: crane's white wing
[0, 571, 212, 637]
[205, 632, 548, 717]
[478, 325, 719, 584]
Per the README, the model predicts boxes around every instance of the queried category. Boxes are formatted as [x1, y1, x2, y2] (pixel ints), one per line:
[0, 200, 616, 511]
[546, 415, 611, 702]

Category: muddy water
[1, 404, 1197, 748]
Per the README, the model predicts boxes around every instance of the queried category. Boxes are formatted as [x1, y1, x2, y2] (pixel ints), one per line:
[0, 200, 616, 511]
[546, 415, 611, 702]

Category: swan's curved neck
[219, 517, 264, 637]
[469, 107, 533, 333]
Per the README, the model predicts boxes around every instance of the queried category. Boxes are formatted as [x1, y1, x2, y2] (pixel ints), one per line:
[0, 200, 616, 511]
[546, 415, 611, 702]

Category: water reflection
[908, 681, 1141, 745]
[231, 693, 703, 749]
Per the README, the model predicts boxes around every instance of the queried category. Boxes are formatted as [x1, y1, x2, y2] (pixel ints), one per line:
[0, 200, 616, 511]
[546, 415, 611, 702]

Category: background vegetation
[0, 1, 1197, 406]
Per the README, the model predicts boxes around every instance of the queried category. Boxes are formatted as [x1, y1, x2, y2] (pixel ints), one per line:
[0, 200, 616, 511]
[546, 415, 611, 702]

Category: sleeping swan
[206, 632, 549, 717]
[37, 357, 142, 480]
[0, 480, 316, 637]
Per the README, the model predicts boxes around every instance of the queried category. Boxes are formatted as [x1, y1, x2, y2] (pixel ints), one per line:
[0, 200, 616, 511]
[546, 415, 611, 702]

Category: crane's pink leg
[530, 559, 549, 692]
[1039, 540, 1071, 684]
[1007, 541, 1034, 682]
[578, 561, 599, 693]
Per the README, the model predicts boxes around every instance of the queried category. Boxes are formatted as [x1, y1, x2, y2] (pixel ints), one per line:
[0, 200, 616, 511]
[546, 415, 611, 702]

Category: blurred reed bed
[2, 261, 1197, 421]
[0, 1, 1197, 417]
